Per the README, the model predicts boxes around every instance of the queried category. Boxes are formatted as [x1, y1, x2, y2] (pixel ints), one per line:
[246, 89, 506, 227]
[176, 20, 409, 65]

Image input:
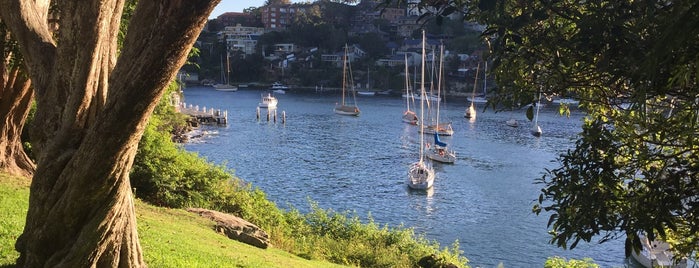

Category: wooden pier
[178, 102, 227, 125]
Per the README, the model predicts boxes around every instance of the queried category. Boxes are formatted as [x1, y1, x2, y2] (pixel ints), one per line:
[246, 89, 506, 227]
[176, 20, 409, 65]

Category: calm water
[182, 86, 632, 267]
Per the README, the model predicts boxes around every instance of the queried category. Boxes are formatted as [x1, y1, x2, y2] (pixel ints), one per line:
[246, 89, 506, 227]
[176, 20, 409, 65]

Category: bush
[545, 257, 599, 268]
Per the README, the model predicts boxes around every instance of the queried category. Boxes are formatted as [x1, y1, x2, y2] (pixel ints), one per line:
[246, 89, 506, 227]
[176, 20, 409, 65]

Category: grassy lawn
[0, 173, 346, 268]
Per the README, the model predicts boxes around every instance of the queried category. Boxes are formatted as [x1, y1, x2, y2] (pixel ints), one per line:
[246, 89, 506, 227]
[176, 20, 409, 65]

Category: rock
[418, 254, 459, 268]
[187, 208, 270, 249]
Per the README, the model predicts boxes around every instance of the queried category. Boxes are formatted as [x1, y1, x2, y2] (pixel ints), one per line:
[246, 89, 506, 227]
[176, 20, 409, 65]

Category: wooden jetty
[178, 102, 227, 125]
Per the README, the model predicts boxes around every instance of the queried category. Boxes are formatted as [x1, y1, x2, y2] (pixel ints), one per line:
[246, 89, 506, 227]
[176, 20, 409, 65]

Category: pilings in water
[178, 102, 227, 125]
[256, 107, 285, 124]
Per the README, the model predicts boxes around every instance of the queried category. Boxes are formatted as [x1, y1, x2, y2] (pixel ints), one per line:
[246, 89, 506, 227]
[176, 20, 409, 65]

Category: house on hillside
[321, 45, 366, 67]
[218, 24, 265, 56]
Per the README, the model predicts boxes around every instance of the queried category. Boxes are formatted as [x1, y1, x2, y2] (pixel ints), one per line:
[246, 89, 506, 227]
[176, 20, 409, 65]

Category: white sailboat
[631, 233, 687, 268]
[531, 92, 543, 137]
[214, 52, 238, 92]
[426, 45, 456, 163]
[334, 45, 360, 116]
[464, 62, 480, 119]
[402, 54, 418, 125]
[408, 30, 435, 190]
[467, 61, 488, 104]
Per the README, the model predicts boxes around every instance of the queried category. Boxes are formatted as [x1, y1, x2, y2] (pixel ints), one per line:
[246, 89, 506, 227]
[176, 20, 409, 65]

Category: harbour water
[182, 86, 632, 267]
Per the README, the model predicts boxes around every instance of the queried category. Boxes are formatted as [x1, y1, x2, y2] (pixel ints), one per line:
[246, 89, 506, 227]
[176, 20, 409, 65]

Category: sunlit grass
[0, 172, 345, 268]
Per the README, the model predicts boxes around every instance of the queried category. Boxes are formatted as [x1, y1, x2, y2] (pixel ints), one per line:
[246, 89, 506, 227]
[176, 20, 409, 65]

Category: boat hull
[426, 146, 456, 163]
[420, 123, 454, 136]
[213, 84, 238, 92]
[334, 105, 360, 116]
[402, 111, 418, 125]
[407, 162, 435, 190]
[631, 234, 687, 268]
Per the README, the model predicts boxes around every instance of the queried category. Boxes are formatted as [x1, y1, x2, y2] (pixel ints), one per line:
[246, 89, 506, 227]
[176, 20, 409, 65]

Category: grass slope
[0, 173, 346, 268]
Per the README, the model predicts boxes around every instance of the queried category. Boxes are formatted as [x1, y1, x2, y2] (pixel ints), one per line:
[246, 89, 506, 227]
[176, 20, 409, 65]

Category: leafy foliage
[404, 0, 699, 259]
[544, 256, 598, 268]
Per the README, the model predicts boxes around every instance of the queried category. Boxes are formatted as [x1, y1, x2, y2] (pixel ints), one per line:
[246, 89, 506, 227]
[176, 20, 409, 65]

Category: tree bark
[0, 0, 219, 266]
[0, 63, 35, 177]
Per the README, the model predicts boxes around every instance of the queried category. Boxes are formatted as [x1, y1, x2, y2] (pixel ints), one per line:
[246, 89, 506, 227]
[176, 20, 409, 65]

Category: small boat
[506, 118, 519, 127]
[334, 45, 360, 116]
[258, 93, 278, 109]
[270, 82, 289, 90]
[357, 91, 376, 96]
[631, 233, 687, 268]
[213, 84, 238, 91]
[402, 93, 440, 102]
[551, 97, 579, 106]
[377, 90, 392, 95]
[408, 30, 435, 190]
[272, 89, 286, 94]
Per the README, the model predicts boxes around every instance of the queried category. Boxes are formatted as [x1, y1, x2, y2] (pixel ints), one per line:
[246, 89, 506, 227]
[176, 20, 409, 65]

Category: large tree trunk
[0, 0, 219, 266]
[0, 57, 35, 177]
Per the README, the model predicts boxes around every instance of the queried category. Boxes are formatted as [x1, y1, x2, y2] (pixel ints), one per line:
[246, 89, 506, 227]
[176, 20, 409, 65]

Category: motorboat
[270, 82, 289, 90]
[258, 93, 278, 109]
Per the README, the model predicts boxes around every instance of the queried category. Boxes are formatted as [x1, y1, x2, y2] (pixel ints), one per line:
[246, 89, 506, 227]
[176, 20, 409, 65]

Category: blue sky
[211, 1, 303, 18]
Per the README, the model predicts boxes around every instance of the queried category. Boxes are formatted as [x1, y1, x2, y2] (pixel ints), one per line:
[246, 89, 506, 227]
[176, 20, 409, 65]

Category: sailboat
[214, 52, 238, 92]
[357, 67, 375, 96]
[334, 45, 360, 116]
[426, 45, 456, 163]
[467, 61, 488, 104]
[408, 30, 435, 190]
[464, 62, 480, 119]
[402, 54, 419, 125]
[531, 92, 543, 137]
[420, 47, 453, 136]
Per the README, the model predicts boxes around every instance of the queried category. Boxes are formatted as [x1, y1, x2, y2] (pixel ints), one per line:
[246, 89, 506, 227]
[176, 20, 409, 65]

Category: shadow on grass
[1, 264, 16, 268]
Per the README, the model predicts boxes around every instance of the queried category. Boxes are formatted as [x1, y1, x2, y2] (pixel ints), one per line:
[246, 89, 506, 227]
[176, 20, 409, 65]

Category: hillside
[0, 172, 346, 268]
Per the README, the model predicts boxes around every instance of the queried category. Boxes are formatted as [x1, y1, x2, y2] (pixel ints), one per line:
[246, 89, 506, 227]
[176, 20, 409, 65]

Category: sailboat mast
[341, 45, 348, 106]
[534, 92, 541, 126]
[404, 54, 410, 111]
[436, 45, 444, 127]
[483, 61, 487, 96]
[420, 30, 426, 163]
[226, 51, 231, 85]
[471, 62, 480, 105]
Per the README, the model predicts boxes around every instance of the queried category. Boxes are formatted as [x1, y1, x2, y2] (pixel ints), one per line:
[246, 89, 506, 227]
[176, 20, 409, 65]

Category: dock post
[282, 111, 286, 124]
[256, 107, 260, 120]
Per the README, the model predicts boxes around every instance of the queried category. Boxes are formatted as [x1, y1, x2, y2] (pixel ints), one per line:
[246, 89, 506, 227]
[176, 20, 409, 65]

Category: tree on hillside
[0, 0, 219, 266]
[398, 0, 699, 259]
[0, 22, 35, 177]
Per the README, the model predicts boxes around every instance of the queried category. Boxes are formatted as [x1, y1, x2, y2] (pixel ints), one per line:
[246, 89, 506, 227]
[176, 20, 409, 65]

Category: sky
[210, 1, 302, 18]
